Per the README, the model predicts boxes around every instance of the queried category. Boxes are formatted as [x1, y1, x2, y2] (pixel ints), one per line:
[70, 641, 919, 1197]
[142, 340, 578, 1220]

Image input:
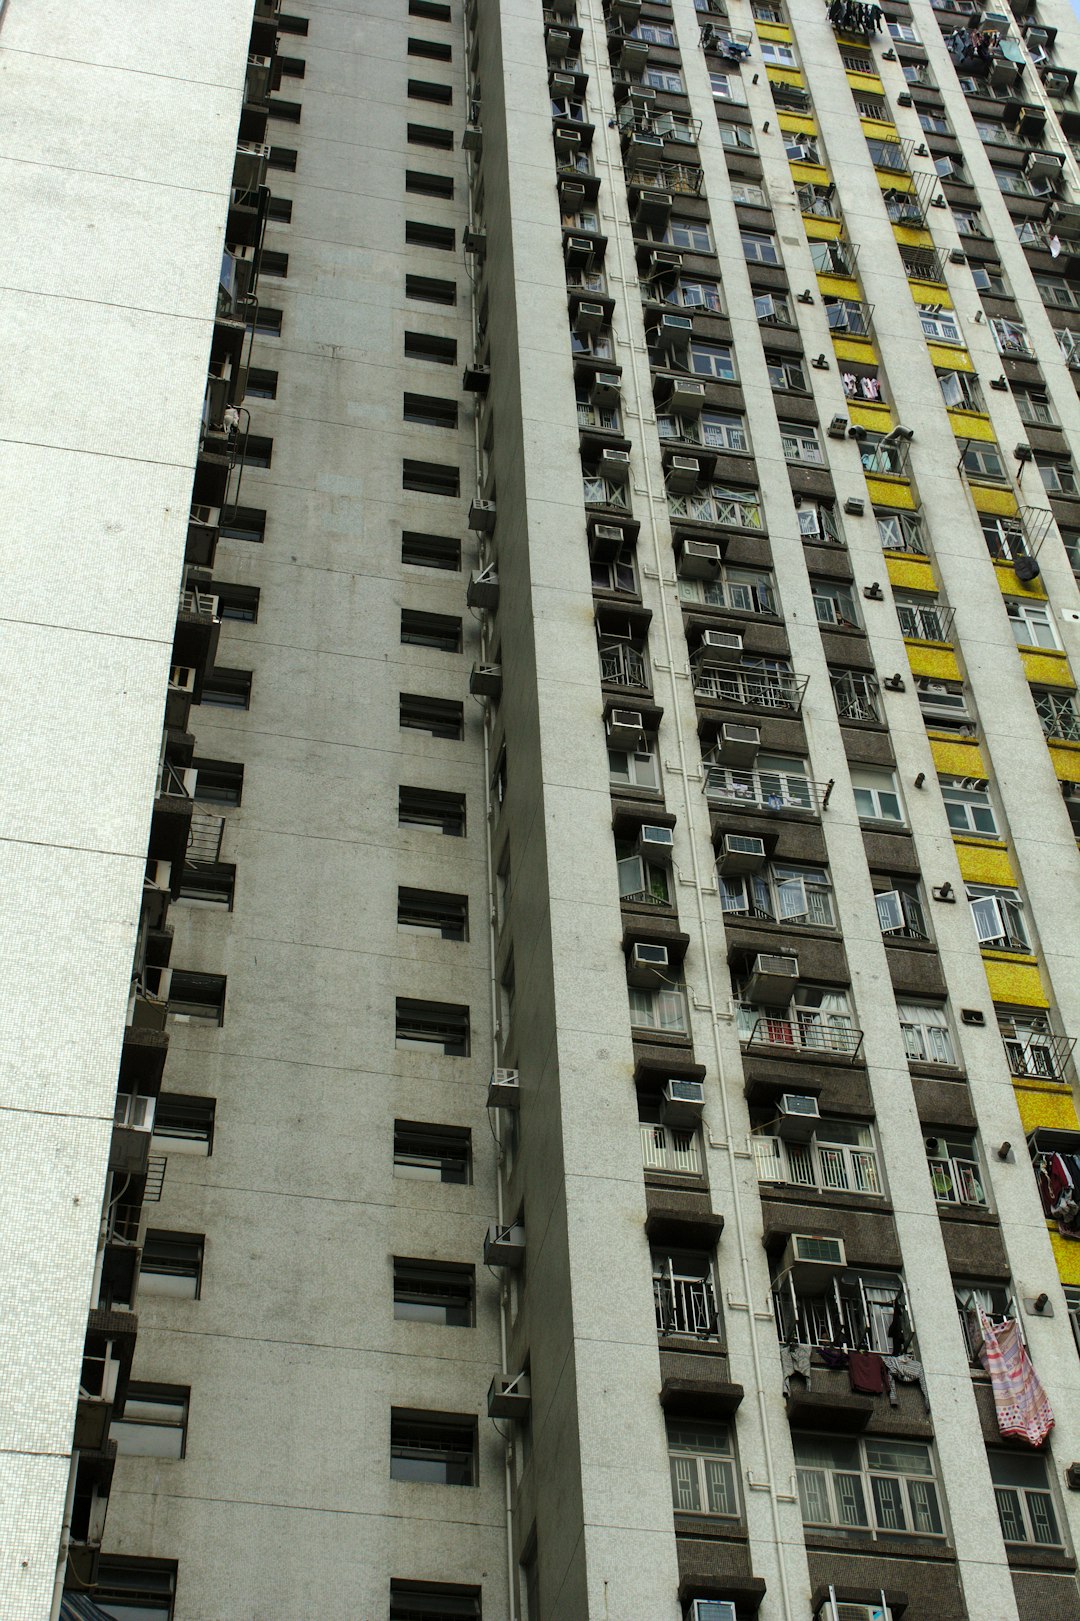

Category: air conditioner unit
[463, 226, 487, 257]
[777, 1093, 821, 1141]
[619, 37, 651, 71]
[611, 0, 642, 23]
[688, 1603, 737, 1621]
[831, 1606, 892, 1621]
[467, 565, 500, 610]
[717, 834, 767, 873]
[565, 235, 595, 271]
[670, 378, 706, 416]
[233, 140, 270, 190]
[469, 663, 503, 699]
[662, 1076, 705, 1123]
[168, 664, 196, 694]
[716, 722, 760, 767]
[590, 371, 622, 407]
[607, 707, 644, 747]
[625, 132, 665, 160]
[780, 1231, 847, 1292]
[469, 498, 497, 532]
[487, 1068, 520, 1108]
[698, 629, 743, 665]
[639, 824, 675, 855]
[462, 124, 483, 152]
[628, 941, 669, 984]
[655, 313, 693, 354]
[484, 1222, 526, 1267]
[599, 447, 631, 482]
[649, 249, 683, 274]
[1025, 149, 1063, 181]
[745, 951, 798, 1005]
[560, 180, 588, 210]
[574, 300, 606, 334]
[635, 188, 674, 227]
[666, 454, 701, 494]
[679, 538, 722, 578]
[828, 414, 849, 440]
[488, 1372, 531, 1421]
[590, 522, 626, 563]
[553, 126, 582, 157]
[550, 71, 577, 91]
[462, 364, 491, 393]
[546, 26, 573, 55]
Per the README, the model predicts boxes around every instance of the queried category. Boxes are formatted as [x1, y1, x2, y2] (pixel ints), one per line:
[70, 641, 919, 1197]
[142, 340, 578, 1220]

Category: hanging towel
[977, 1311, 1054, 1447]
[780, 1343, 812, 1395]
[849, 1350, 885, 1394]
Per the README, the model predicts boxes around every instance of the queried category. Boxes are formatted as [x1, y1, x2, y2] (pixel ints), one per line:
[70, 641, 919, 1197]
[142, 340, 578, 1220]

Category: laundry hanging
[977, 1309, 1054, 1448]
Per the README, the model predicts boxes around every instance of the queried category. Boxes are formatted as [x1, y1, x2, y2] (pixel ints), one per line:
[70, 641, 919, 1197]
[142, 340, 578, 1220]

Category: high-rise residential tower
[6, 0, 1080, 1616]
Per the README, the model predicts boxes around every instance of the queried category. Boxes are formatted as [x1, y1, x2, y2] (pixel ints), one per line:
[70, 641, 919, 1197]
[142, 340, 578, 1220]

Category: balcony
[753, 1131, 883, 1197]
[173, 583, 221, 704]
[738, 1007, 864, 1060]
[150, 765, 195, 878]
[1001, 1020, 1075, 1082]
[625, 160, 705, 198]
[703, 763, 821, 814]
[693, 666, 808, 713]
[898, 602, 956, 642]
[1030, 1128, 1080, 1234]
[642, 1122, 703, 1176]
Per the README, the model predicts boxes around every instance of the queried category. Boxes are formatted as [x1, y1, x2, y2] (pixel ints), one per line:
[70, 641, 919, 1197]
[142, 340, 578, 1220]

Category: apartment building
[6, 0, 1080, 1615]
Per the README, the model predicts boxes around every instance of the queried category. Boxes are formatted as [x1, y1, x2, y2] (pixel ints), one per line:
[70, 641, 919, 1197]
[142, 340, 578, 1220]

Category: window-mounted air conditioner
[670, 378, 706, 417]
[462, 364, 491, 394]
[678, 538, 722, 579]
[777, 1093, 821, 1141]
[169, 665, 196, 694]
[574, 300, 606, 334]
[565, 235, 595, 271]
[233, 140, 270, 191]
[627, 85, 655, 107]
[1025, 149, 1063, 182]
[469, 498, 497, 532]
[467, 565, 500, 611]
[488, 1372, 531, 1421]
[463, 226, 487, 257]
[649, 249, 683, 274]
[607, 707, 644, 746]
[590, 522, 626, 562]
[599, 447, 631, 482]
[827, 414, 849, 440]
[463, 124, 483, 152]
[554, 126, 582, 157]
[546, 26, 573, 55]
[662, 1076, 705, 1124]
[560, 180, 588, 210]
[639, 824, 675, 855]
[717, 833, 767, 873]
[551, 71, 577, 91]
[698, 629, 743, 665]
[830, 1605, 892, 1621]
[487, 1068, 520, 1108]
[619, 37, 651, 70]
[635, 188, 674, 226]
[628, 941, 669, 984]
[590, 371, 622, 407]
[666, 454, 701, 494]
[655, 312, 693, 353]
[780, 1231, 847, 1292]
[688, 1602, 737, 1621]
[484, 1222, 526, 1267]
[611, 0, 642, 24]
[625, 131, 665, 160]
[716, 722, 760, 767]
[745, 951, 797, 1004]
[469, 663, 503, 699]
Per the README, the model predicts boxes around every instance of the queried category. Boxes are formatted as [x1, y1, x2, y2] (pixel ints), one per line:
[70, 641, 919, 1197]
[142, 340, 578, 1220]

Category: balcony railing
[831, 672, 881, 724]
[753, 1134, 882, 1195]
[929, 1154, 986, 1206]
[625, 161, 704, 195]
[599, 643, 649, 688]
[178, 588, 219, 619]
[157, 762, 196, 799]
[1002, 1025, 1075, 1081]
[693, 667, 807, 712]
[898, 603, 956, 642]
[1035, 693, 1080, 740]
[901, 245, 947, 284]
[641, 1123, 702, 1175]
[738, 1007, 865, 1060]
[654, 1271, 719, 1337]
[703, 763, 820, 813]
[187, 810, 226, 866]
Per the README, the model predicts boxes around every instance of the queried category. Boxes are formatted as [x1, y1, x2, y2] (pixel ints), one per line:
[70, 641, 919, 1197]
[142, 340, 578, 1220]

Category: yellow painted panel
[969, 484, 1018, 515]
[904, 644, 963, 680]
[930, 738, 987, 776]
[804, 218, 843, 241]
[992, 560, 1046, 600]
[893, 225, 935, 248]
[1050, 1232, 1080, 1283]
[861, 118, 898, 140]
[947, 409, 995, 441]
[885, 555, 935, 591]
[779, 113, 817, 135]
[816, 272, 860, 299]
[927, 343, 972, 371]
[789, 161, 830, 187]
[755, 21, 793, 39]
[1049, 744, 1080, 782]
[955, 842, 1017, 886]
[845, 70, 884, 93]
[767, 67, 805, 88]
[1016, 1089, 1080, 1133]
[985, 959, 1050, 1007]
[1020, 649, 1074, 687]
[831, 336, 877, 363]
[909, 279, 952, 306]
[874, 166, 914, 189]
[848, 404, 893, 431]
[864, 475, 913, 506]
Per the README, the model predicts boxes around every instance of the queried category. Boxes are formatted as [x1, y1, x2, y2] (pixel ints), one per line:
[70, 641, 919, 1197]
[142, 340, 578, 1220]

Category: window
[851, 767, 903, 823]
[199, 667, 251, 709]
[406, 273, 457, 305]
[783, 131, 818, 163]
[1008, 597, 1059, 651]
[798, 502, 842, 546]
[968, 885, 1028, 951]
[616, 839, 671, 907]
[243, 434, 274, 467]
[93, 1558, 177, 1620]
[741, 229, 780, 265]
[709, 69, 742, 101]
[767, 352, 807, 392]
[810, 238, 857, 276]
[408, 122, 454, 150]
[279, 54, 307, 76]
[811, 580, 858, 629]
[408, 78, 453, 104]
[410, 0, 452, 16]
[398, 785, 465, 835]
[953, 208, 984, 237]
[111, 1385, 188, 1458]
[960, 442, 1006, 483]
[753, 1117, 881, 1195]
[720, 862, 834, 928]
[259, 251, 288, 280]
[926, 1132, 986, 1206]
[220, 506, 266, 542]
[874, 876, 929, 942]
[897, 1001, 954, 1066]
[990, 1452, 1062, 1547]
[677, 564, 774, 614]
[1013, 386, 1055, 427]
[668, 1422, 739, 1517]
[718, 121, 756, 151]
[646, 64, 685, 93]
[895, 592, 950, 642]
[779, 422, 824, 465]
[402, 530, 460, 570]
[408, 35, 452, 59]
[405, 220, 455, 250]
[394, 1259, 474, 1325]
[794, 1435, 943, 1536]
[400, 610, 462, 652]
[688, 341, 736, 381]
[178, 862, 236, 908]
[991, 317, 1033, 358]
[398, 888, 468, 939]
[760, 39, 796, 65]
[395, 998, 470, 1055]
[1038, 455, 1078, 495]
[192, 758, 244, 805]
[773, 1264, 907, 1350]
[1034, 687, 1080, 742]
[402, 459, 459, 496]
[938, 370, 984, 412]
[754, 290, 793, 326]
[663, 276, 723, 312]
[267, 146, 297, 171]
[940, 776, 997, 837]
[659, 408, 749, 453]
[140, 1231, 204, 1298]
[406, 169, 454, 199]
[268, 96, 302, 121]
[252, 306, 282, 336]
[390, 1411, 477, 1484]
[730, 179, 768, 207]
[278, 10, 310, 31]
[918, 305, 961, 343]
[634, 20, 677, 43]
[876, 510, 925, 557]
[628, 980, 690, 1034]
[399, 693, 464, 739]
[888, 17, 920, 40]
[919, 111, 951, 134]
[168, 972, 226, 1024]
[246, 367, 278, 398]
[608, 733, 661, 791]
[390, 1582, 482, 1620]
[868, 136, 907, 172]
[394, 1120, 471, 1182]
[404, 331, 457, 365]
[825, 296, 871, 336]
[669, 484, 761, 530]
[665, 217, 713, 252]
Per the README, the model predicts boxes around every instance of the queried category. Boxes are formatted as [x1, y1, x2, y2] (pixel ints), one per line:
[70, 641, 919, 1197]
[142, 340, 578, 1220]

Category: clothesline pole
[827, 1584, 840, 1621]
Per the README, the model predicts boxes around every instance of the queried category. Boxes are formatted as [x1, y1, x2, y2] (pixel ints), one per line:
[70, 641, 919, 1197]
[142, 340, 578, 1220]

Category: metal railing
[1035, 693, 1080, 741]
[739, 1008, 865, 1059]
[654, 1270, 719, 1337]
[677, 576, 776, 614]
[693, 667, 807, 712]
[625, 161, 704, 195]
[157, 762, 195, 799]
[831, 672, 881, 723]
[178, 588, 219, 619]
[599, 643, 649, 688]
[753, 1134, 883, 1195]
[187, 810, 226, 866]
[902, 245, 948, 284]
[641, 1123, 702, 1175]
[703, 763, 820, 813]
[1001, 1026, 1075, 1081]
[898, 603, 956, 642]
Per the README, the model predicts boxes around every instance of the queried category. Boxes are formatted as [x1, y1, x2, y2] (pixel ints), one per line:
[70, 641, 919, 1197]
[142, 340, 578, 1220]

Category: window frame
[390, 1410, 478, 1486]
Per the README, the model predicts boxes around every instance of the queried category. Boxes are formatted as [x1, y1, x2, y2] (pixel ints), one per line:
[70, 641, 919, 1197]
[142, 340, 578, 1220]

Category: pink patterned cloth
[978, 1310, 1054, 1448]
